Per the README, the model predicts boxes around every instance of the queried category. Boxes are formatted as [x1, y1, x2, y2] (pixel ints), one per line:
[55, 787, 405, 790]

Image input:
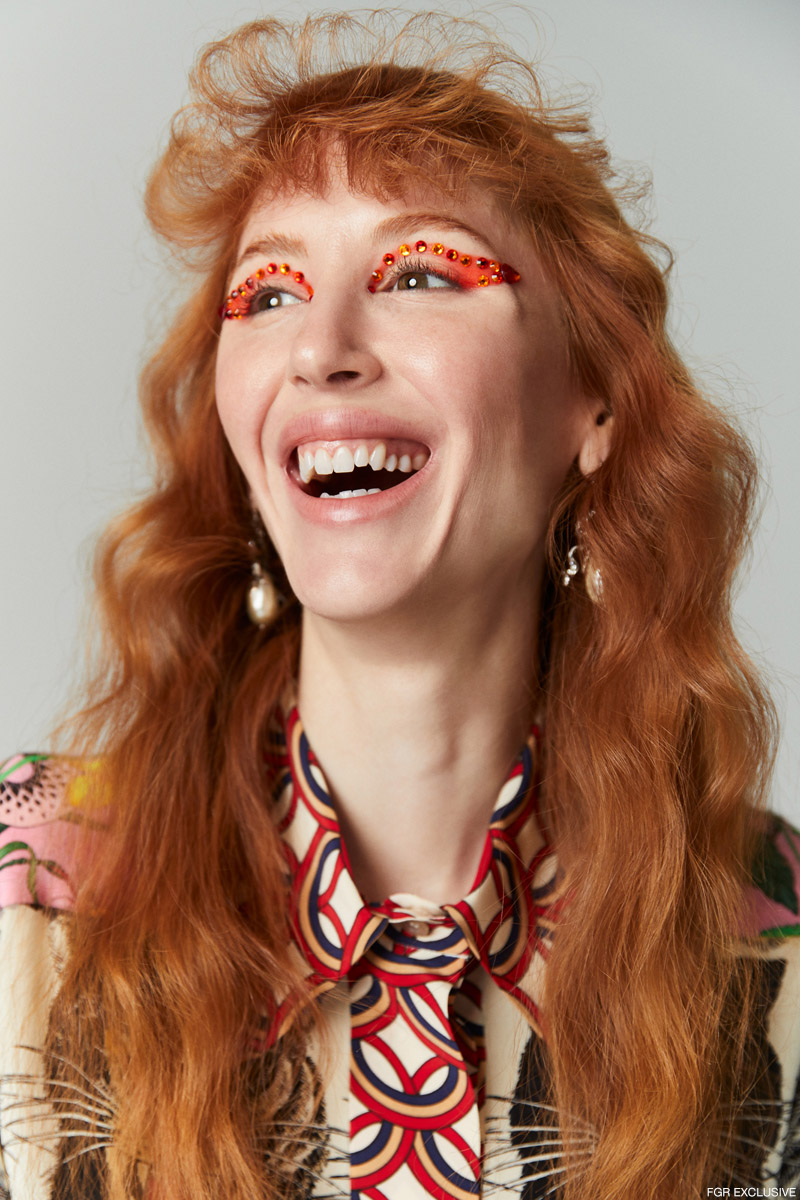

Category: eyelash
[219, 244, 521, 320]
[369, 242, 521, 293]
[219, 263, 313, 321]
[375, 256, 460, 292]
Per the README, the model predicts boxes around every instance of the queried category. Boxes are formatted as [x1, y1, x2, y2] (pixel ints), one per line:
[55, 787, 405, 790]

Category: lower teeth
[319, 488, 382, 499]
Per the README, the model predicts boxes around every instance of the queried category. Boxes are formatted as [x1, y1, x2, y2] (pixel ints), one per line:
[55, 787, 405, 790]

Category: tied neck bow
[266, 705, 563, 1199]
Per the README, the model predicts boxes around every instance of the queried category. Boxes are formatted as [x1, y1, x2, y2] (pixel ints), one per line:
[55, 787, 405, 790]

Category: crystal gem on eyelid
[221, 242, 520, 318]
[415, 240, 427, 252]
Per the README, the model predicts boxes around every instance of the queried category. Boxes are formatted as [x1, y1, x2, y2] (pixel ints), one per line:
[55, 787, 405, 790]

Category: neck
[297, 581, 540, 905]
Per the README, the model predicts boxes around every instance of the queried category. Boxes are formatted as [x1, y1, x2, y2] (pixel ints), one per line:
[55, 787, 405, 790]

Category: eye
[219, 264, 314, 322]
[374, 255, 459, 295]
[392, 270, 453, 292]
[251, 287, 304, 313]
[367, 244, 522, 298]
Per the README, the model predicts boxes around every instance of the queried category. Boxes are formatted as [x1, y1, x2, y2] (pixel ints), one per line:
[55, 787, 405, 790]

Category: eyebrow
[371, 211, 494, 250]
[233, 211, 496, 274]
[233, 234, 307, 272]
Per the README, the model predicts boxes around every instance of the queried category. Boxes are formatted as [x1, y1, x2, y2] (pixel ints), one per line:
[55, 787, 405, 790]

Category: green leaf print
[0, 840, 68, 906]
[0, 754, 46, 784]
[752, 824, 799, 916]
[0, 840, 32, 864]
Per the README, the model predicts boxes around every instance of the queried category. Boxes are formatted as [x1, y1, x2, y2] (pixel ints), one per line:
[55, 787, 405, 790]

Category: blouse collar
[265, 700, 565, 1035]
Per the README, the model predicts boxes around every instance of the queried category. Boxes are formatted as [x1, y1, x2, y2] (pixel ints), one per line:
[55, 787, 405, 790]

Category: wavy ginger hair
[52, 12, 775, 1200]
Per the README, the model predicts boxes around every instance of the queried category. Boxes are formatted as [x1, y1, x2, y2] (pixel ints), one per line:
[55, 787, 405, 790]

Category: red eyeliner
[219, 241, 521, 320]
[368, 240, 521, 292]
[219, 262, 313, 321]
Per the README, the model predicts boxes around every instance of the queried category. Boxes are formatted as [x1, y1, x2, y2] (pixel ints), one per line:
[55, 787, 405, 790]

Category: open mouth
[289, 438, 430, 499]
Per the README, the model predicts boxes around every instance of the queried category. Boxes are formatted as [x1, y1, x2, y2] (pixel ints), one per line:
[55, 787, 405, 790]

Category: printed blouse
[2, 709, 800, 1198]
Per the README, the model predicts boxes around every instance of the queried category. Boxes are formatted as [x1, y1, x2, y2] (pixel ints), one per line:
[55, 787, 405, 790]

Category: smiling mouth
[290, 438, 430, 499]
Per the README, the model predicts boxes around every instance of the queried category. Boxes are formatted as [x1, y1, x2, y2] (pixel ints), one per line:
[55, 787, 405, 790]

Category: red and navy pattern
[3, 744, 800, 1195]
[266, 703, 562, 1199]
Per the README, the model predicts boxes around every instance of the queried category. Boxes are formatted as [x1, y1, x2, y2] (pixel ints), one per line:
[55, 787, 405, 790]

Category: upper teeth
[297, 440, 428, 485]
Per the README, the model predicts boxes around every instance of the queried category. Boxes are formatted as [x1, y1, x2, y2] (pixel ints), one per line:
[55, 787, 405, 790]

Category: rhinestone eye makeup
[219, 262, 314, 321]
[368, 240, 521, 293]
[219, 241, 521, 321]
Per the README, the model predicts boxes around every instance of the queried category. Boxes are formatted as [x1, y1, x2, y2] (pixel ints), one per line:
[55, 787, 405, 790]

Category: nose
[287, 287, 382, 392]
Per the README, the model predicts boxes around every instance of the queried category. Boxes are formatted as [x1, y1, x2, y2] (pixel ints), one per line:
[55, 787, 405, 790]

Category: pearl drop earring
[246, 510, 280, 627]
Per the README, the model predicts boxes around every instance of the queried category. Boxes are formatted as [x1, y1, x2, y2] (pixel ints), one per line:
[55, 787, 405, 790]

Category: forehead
[235, 172, 524, 266]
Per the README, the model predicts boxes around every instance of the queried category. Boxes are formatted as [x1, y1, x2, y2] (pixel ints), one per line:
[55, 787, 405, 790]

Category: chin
[291, 568, 414, 625]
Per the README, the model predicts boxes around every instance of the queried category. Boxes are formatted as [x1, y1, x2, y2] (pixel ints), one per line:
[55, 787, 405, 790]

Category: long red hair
[52, 14, 775, 1198]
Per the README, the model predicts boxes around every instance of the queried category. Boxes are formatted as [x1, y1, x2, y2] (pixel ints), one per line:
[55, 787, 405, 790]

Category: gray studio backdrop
[2, 0, 799, 819]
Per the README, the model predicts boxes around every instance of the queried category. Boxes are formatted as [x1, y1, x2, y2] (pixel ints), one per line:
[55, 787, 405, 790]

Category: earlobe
[578, 409, 613, 476]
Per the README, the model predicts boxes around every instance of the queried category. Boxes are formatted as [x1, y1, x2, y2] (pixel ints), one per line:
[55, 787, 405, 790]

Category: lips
[278, 409, 434, 503]
[290, 437, 430, 499]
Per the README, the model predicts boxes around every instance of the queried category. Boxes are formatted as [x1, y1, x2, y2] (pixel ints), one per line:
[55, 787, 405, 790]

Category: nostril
[325, 370, 361, 384]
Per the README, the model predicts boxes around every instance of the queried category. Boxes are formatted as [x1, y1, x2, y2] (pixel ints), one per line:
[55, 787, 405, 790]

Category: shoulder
[0, 753, 99, 911]
[748, 812, 800, 941]
[733, 817, 800, 1184]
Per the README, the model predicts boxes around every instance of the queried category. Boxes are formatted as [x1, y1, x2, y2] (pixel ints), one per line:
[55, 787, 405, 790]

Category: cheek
[403, 313, 528, 415]
[487, 335, 587, 506]
[475, 323, 578, 454]
[214, 342, 272, 473]
[513, 311, 583, 447]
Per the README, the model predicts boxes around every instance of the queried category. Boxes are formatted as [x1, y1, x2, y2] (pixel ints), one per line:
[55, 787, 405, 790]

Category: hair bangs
[57, 16, 776, 1200]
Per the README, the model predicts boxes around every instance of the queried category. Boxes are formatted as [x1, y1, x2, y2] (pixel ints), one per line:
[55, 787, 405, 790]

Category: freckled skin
[216, 173, 613, 906]
[215, 177, 602, 625]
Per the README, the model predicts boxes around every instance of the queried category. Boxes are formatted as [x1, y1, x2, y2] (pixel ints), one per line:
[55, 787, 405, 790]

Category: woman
[1, 13, 798, 1200]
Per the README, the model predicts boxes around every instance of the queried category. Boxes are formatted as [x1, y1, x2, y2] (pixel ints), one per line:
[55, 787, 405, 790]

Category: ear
[578, 407, 613, 477]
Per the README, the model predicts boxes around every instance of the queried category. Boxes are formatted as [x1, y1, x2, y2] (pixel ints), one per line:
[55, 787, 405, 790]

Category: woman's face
[215, 171, 604, 623]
